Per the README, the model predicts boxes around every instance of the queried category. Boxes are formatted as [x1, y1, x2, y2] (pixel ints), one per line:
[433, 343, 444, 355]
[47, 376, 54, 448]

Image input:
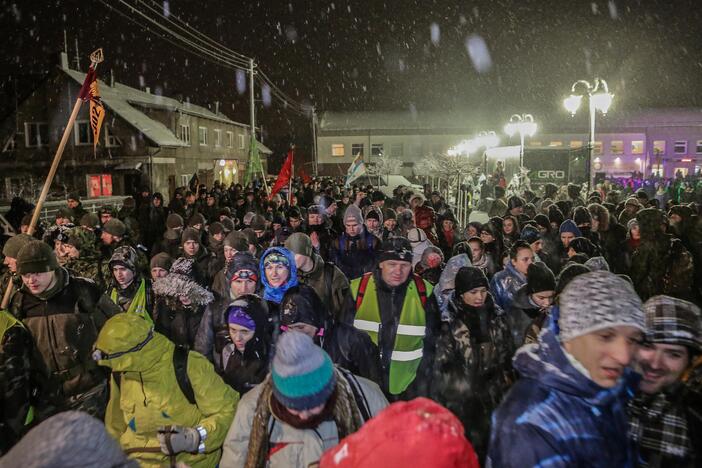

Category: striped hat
[271, 331, 336, 411]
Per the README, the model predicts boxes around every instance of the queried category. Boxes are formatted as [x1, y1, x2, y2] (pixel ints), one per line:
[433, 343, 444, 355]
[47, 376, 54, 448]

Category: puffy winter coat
[98, 313, 238, 468]
[489, 261, 526, 310]
[220, 373, 388, 468]
[487, 326, 637, 467]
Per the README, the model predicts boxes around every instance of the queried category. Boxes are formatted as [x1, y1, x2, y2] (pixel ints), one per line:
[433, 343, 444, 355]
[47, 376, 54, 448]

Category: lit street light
[564, 78, 614, 191]
[504, 113, 537, 170]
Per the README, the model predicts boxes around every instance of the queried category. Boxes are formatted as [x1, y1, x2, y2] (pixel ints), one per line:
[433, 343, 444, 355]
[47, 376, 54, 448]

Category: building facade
[0, 53, 270, 203]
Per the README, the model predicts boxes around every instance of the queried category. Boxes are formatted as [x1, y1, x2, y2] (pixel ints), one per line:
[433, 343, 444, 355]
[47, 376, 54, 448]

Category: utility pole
[249, 58, 268, 192]
[311, 107, 318, 176]
[74, 38, 80, 70]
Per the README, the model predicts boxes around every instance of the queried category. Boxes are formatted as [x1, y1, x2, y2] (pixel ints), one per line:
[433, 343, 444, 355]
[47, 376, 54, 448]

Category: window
[696, 140, 702, 154]
[74, 121, 93, 146]
[331, 144, 345, 157]
[610, 140, 624, 155]
[548, 141, 563, 147]
[24, 122, 49, 147]
[351, 143, 364, 157]
[674, 140, 687, 154]
[105, 127, 121, 147]
[631, 140, 644, 155]
[198, 127, 208, 146]
[2, 134, 16, 152]
[674, 167, 689, 177]
[179, 124, 191, 145]
[653, 140, 666, 155]
[87, 174, 113, 197]
[227, 131, 234, 148]
[371, 143, 384, 157]
[214, 129, 222, 147]
[593, 141, 603, 155]
[238, 134, 245, 149]
[651, 164, 663, 177]
[390, 143, 403, 157]
[569, 140, 583, 149]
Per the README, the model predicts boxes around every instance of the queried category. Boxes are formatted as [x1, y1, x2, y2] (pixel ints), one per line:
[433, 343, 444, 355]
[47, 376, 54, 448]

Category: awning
[114, 161, 144, 171]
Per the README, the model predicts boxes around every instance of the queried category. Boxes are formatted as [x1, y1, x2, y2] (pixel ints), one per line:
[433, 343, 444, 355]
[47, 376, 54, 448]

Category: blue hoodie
[487, 326, 637, 467]
[260, 247, 298, 304]
[559, 219, 582, 237]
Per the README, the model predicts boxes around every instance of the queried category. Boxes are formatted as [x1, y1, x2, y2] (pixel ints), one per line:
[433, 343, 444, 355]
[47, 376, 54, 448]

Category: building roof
[319, 111, 494, 132]
[62, 67, 247, 148]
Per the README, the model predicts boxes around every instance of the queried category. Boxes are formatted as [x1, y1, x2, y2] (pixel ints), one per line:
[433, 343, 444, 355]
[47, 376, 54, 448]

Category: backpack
[112, 345, 196, 406]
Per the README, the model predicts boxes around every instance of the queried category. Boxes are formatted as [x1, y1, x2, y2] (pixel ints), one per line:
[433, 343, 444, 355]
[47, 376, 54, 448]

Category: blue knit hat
[271, 331, 336, 410]
[559, 219, 582, 237]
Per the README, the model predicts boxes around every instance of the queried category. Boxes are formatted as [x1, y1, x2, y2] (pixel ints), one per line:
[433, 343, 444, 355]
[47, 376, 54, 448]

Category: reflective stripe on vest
[111, 279, 152, 324]
[350, 274, 433, 395]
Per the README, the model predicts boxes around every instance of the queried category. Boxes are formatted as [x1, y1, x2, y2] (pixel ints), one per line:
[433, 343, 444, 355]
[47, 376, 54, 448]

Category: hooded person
[381, 207, 400, 241]
[151, 213, 184, 258]
[218, 295, 271, 395]
[280, 285, 381, 384]
[488, 271, 646, 467]
[195, 252, 261, 372]
[305, 205, 335, 262]
[628, 295, 702, 467]
[406, 227, 433, 268]
[414, 245, 444, 285]
[220, 331, 388, 468]
[319, 398, 479, 468]
[107, 245, 154, 323]
[178, 227, 213, 287]
[285, 232, 350, 321]
[434, 253, 472, 319]
[489, 240, 534, 310]
[211, 231, 251, 299]
[94, 313, 238, 468]
[507, 262, 557, 347]
[362, 205, 384, 239]
[330, 205, 379, 280]
[152, 257, 215, 348]
[432, 266, 514, 461]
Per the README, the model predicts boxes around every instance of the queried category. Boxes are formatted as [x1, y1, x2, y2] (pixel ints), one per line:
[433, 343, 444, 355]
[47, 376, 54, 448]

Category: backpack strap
[412, 274, 428, 307]
[337, 367, 371, 422]
[172, 345, 197, 406]
[355, 272, 373, 311]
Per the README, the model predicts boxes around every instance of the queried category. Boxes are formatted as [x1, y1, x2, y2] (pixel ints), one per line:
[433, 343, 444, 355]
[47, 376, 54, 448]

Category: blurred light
[594, 157, 601, 163]
[564, 94, 582, 115]
[591, 91, 614, 114]
[224, 168, 231, 177]
[219, 159, 226, 166]
[635, 158, 641, 163]
[465, 34, 492, 73]
[682, 158, 692, 162]
[614, 157, 621, 164]
[231, 165, 237, 174]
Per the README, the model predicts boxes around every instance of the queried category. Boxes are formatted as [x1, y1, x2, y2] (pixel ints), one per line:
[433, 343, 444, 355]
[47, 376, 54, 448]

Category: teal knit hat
[271, 331, 336, 411]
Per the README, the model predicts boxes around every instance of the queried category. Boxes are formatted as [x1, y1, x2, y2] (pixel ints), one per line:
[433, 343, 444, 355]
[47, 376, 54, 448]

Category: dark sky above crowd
[1, 0, 701, 155]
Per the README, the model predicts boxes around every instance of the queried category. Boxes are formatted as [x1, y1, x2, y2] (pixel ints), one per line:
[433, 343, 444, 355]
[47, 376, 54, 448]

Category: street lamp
[504, 114, 537, 170]
[564, 78, 614, 191]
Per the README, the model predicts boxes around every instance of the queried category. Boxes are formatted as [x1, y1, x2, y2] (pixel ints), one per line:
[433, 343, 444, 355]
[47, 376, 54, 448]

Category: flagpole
[289, 157, 294, 205]
[1, 49, 103, 309]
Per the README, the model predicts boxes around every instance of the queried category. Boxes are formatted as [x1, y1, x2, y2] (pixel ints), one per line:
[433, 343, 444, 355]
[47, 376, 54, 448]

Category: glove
[157, 425, 200, 455]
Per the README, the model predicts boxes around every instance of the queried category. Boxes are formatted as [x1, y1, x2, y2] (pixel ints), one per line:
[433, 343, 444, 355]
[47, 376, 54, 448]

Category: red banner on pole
[270, 149, 294, 197]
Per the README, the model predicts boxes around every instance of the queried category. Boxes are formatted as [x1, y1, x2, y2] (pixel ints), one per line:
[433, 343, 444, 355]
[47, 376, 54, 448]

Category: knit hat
[2, 233, 34, 259]
[625, 197, 642, 209]
[520, 225, 541, 245]
[243, 212, 256, 226]
[507, 195, 525, 210]
[526, 262, 556, 294]
[224, 231, 249, 251]
[406, 227, 427, 244]
[188, 213, 206, 227]
[533, 214, 550, 231]
[150, 252, 173, 271]
[241, 228, 258, 246]
[0, 411, 137, 468]
[643, 295, 702, 352]
[271, 331, 336, 411]
[166, 213, 184, 230]
[568, 237, 596, 258]
[558, 219, 582, 237]
[343, 204, 363, 225]
[108, 246, 137, 273]
[319, 398, 479, 468]
[378, 237, 413, 263]
[79, 212, 100, 229]
[584, 256, 610, 272]
[284, 232, 313, 258]
[164, 228, 180, 241]
[221, 217, 236, 232]
[382, 208, 397, 221]
[365, 208, 380, 221]
[371, 191, 386, 202]
[559, 271, 645, 341]
[16, 241, 59, 274]
[627, 218, 639, 232]
[208, 222, 225, 236]
[250, 214, 267, 231]
[454, 266, 489, 296]
[555, 263, 590, 295]
[420, 245, 444, 269]
[280, 285, 326, 330]
[227, 304, 257, 330]
[181, 227, 201, 245]
[226, 252, 259, 284]
[548, 205, 565, 227]
[573, 206, 592, 226]
[56, 207, 73, 220]
[102, 219, 126, 237]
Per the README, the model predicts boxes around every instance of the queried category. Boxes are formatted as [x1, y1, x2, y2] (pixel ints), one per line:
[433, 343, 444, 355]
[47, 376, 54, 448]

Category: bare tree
[367, 152, 403, 185]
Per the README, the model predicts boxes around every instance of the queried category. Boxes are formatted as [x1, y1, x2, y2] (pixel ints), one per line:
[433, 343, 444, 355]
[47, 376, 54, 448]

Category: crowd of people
[0, 175, 700, 467]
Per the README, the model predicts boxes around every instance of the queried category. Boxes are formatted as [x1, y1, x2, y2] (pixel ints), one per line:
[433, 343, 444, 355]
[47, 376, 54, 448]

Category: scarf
[245, 370, 364, 468]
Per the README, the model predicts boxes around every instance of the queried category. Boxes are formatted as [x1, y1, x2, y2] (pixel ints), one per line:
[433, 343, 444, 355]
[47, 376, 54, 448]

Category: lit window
[674, 140, 687, 154]
[25, 122, 49, 147]
[570, 140, 583, 149]
[179, 124, 191, 145]
[391, 143, 403, 157]
[631, 140, 644, 155]
[74, 121, 93, 146]
[651, 164, 663, 177]
[198, 127, 208, 146]
[653, 140, 666, 155]
[548, 141, 563, 147]
[331, 144, 345, 157]
[372, 143, 384, 157]
[527, 141, 542, 147]
[610, 140, 624, 155]
[227, 131, 234, 148]
[214, 129, 222, 147]
[593, 141, 603, 155]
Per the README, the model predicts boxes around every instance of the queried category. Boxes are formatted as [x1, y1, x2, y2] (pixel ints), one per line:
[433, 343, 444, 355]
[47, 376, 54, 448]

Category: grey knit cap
[284, 232, 313, 258]
[584, 256, 610, 272]
[102, 218, 126, 237]
[559, 271, 645, 341]
[343, 204, 364, 225]
[0, 411, 137, 468]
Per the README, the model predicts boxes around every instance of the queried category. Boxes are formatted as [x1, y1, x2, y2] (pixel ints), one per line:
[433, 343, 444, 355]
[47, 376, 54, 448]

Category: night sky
[1, 0, 701, 163]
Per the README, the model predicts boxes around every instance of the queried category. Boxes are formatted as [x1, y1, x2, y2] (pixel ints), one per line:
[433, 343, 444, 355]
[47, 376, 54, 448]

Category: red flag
[299, 167, 312, 185]
[270, 149, 294, 197]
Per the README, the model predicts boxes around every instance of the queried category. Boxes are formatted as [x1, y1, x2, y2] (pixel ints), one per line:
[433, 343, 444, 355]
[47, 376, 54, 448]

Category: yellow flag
[89, 79, 105, 154]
